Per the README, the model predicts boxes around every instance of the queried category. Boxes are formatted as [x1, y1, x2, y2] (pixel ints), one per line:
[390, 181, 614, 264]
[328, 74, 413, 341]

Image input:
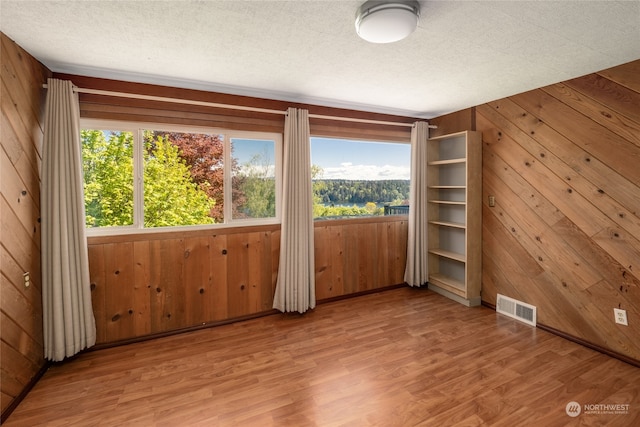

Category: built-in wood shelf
[426, 130, 482, 307]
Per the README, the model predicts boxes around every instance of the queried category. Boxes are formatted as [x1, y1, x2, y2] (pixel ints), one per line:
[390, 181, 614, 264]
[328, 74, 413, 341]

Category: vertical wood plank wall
[87, 217, 407, 344]
[474, 60, 640, 362]
[0, 34, 50, 416]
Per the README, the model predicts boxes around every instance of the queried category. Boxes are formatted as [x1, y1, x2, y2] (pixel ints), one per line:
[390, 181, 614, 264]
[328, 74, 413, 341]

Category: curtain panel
[42, 78, 96, 361]
[273, 108, 316, 313]
[404, 121, 430, 287]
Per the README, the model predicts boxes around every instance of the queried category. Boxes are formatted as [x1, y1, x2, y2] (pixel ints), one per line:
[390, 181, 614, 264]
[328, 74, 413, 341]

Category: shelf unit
[426, 130, 482, 306]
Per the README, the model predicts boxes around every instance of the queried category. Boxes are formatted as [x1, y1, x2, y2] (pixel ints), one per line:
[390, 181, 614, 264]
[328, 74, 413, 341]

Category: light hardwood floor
[6, 287, 639, 426]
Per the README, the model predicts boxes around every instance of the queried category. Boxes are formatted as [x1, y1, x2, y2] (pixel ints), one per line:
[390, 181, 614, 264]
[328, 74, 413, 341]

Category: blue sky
[231, 137, 411, 181]
[311, 137, 411, 180]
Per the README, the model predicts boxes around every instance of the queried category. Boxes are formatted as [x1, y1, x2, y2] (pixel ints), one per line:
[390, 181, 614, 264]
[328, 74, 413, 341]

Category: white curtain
[42, 78, 96, 361]
[273, 108, 316, 313]
[404, 121, 430, 287]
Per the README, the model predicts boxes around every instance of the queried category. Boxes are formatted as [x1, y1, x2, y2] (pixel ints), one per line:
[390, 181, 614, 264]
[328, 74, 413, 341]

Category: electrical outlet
[488, 195, 496, 207]
[614, 308, 628, 326]
[23, 272, 30, 288]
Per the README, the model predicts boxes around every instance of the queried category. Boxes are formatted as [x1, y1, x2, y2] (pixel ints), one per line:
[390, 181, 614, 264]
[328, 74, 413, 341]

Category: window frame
[81, 118, 282, 236]
[309, 134, 411, 220]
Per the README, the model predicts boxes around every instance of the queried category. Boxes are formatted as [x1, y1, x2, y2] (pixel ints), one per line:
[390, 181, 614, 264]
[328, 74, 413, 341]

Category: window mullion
[134, 129, 144, 228]
[223, 135, 232, 223]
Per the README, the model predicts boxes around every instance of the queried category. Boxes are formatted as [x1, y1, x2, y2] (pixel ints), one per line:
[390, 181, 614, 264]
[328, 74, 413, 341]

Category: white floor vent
[496, 294, 536, 326]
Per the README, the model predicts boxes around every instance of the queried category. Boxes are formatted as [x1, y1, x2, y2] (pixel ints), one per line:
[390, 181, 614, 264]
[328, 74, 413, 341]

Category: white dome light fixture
[355, 0, 420, 44]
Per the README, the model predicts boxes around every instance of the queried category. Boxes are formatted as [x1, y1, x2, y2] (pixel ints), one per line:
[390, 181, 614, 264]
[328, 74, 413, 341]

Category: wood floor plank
[5, 287, 640, 426]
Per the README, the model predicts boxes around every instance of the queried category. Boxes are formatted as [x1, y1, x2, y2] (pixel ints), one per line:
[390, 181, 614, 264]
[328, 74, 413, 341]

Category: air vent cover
[496, 294, 536, 326]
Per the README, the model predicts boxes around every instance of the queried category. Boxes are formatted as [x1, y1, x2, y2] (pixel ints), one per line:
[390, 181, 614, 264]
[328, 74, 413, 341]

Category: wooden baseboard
[317, 283, 406, 305]
[481, 301, 640, 368]
[89, 309, 280, 352]
[1, 361, 50, 424]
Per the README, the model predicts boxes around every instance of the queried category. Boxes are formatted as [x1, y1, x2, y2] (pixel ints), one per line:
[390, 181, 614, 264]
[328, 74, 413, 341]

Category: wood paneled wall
[87, 226, 280, 344]
[314, 217, 408, 301]
[87, 217, 407, 344]
[428, 108, 475, 137]
[475, 60, 640, 362]
[0, 34, 50, 417]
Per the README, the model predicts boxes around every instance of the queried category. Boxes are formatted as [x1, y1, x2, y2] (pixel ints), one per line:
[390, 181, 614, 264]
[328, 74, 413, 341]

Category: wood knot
[199, 288, 205, 294]
[184, 250, 191, 259]
[156, 287, 162, 293]
[111, 313, 121, 322]
[90, 283, 96, 291]
[240, 284, 245, 290]
[222, 249, 227, 255]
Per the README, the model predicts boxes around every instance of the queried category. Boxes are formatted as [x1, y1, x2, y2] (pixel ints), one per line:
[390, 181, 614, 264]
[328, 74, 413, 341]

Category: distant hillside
[313, 179, 409, 205]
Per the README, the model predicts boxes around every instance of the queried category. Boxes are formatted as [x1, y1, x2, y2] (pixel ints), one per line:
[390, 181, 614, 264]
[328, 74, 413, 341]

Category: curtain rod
[43, 84, 436, 129]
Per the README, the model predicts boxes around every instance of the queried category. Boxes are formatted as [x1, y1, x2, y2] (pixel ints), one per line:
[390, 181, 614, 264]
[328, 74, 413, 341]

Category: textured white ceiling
[1, 0, 639, 118]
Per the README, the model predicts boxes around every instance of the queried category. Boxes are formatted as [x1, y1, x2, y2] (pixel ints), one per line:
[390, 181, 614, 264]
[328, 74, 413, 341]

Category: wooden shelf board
[428, 200, 466, 205]
[428, 158, 466, 166]
[428, 131, 469, 141]
[429, 274, 466, 297]
[428, 220, 466, 229]
[428, 186, 466, 189]
[429, 248, 466, 263]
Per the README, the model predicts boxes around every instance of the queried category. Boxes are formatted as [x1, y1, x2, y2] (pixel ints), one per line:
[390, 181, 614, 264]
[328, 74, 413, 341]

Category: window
[231, 138, 277, 220]
[310, 137, 411, 219]
[81, 120, 281, 233]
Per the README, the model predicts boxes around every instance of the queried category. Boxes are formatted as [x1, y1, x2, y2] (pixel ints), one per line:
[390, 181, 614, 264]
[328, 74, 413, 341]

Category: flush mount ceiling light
[355, 0, 420, 44]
